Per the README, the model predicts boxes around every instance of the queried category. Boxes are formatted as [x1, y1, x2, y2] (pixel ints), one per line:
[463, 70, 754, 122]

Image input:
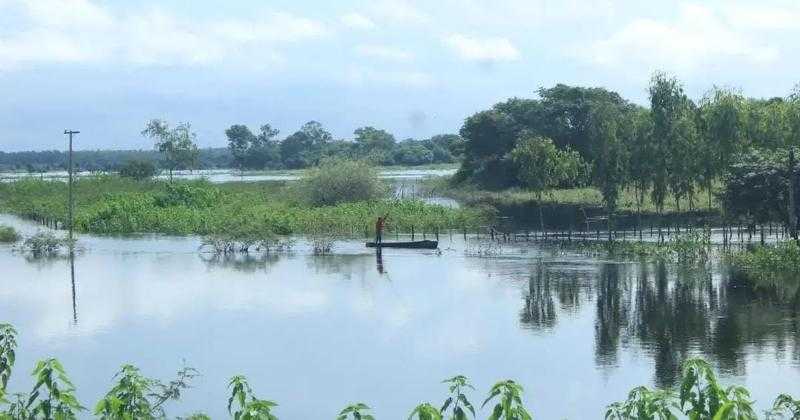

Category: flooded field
[1, 214, 798, 419]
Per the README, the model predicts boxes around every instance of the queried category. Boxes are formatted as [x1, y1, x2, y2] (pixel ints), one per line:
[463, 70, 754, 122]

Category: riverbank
[421, 177, 725, 230]
[0, 176, 484, 236]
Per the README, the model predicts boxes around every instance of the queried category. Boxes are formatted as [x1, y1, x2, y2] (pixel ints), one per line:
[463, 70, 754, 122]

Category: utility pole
[789, 148, 797, 241]
[64, 130, 79, 246]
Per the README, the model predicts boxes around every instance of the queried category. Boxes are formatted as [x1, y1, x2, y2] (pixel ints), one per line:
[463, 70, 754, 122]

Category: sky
[1, 0, 799, 151]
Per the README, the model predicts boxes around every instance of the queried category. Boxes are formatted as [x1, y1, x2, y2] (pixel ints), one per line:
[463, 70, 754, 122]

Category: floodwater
[0, 168, 457, 183]
[1, 214, 799, 419]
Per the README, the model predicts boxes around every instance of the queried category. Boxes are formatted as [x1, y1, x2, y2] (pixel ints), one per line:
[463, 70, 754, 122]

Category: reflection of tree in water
[520, 264, 557, 330]
[200, 253, 282, 273]
[594, 263, 630, 369]
[520, 263, 593, 331]
[628, 262, 715, 387]
[521, 258, 800, 388]
[306, 254, 367, 276]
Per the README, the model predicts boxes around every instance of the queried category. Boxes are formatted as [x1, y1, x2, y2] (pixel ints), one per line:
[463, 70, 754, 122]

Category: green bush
[0, 225, 20, 243]
[16, 231, 73, 256]
[119, 159, 158, 181]
[300, 159, 386, 206]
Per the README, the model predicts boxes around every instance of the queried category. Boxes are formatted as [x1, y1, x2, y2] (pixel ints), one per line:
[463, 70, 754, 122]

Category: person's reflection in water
[376, 249, 385, 275]
[69, 250, 78, 325]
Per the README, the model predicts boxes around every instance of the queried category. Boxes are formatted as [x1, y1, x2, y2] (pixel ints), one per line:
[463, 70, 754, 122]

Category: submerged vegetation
[14, 231, 74, 257]
[0, 175, 484, 238]
[0, 323, 798, 419]
[0, 225, 19, 243]
[725, 241, 800, 279]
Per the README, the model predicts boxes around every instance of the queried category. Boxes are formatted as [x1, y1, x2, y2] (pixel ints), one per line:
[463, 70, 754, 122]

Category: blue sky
[1, 0, 799, 151]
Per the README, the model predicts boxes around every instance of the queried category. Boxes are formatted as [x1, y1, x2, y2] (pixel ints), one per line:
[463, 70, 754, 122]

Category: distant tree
[698, 87, 748, 207]
[589, 102, 629, 216]
[141, 119, 199, 181]
[226, 124, 280, 170]
[649, 72, 694, 213]
[280, 121, 332, 169]
[747, 98, 789, 150]
[226, 125, 257, 170]
[394, 141, 434, 166]
[457, 110, 518, 188]
[118, 159, 157, 181]
[429, 134, 463, 161]
[626, 109, 655, 215]
[536, 84, 631, 159]
[511, 134, 586, 230]
[353, 126, 396, 165]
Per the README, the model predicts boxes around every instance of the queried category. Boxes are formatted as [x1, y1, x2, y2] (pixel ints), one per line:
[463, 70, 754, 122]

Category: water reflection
[521, 260, 800, 387]
[70, 251, 77, 325]
[199, 252, 282, 273]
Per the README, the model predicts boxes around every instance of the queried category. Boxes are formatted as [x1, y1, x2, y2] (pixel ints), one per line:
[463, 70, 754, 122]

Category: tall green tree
[589, 102, 629, 217]
[649, 72, 696, 213]
[626, 108, 655, 215]
[511, 133, 586, 230]
[353, 126, 396, 164]
[226, 125, 257, 171]
[698, 87, 748, 207]
[141, 119, 199, 181]
[457, 110, 518, 188]
[280, 121, 332, 169]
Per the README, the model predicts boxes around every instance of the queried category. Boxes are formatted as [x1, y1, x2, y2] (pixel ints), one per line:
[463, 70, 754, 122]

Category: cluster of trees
[0, 149, 231, 173]
[0, 123, 462, 174]
[456, 75, 800, 216]
[226, 121, 463, 170]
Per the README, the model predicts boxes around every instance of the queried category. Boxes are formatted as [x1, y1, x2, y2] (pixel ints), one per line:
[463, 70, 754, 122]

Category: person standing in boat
[375, 214, 388, 245]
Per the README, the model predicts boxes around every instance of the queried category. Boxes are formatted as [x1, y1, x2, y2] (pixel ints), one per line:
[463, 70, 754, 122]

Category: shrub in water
[16, 231, 74, 256]
[300, 159, 386, 206]
[119, 159, 158, 181]
[0, 225, 20, 243]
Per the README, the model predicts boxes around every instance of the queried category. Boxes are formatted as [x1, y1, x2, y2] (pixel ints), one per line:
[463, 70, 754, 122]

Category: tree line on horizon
[455, 73, 800, 219]
[0, 123, 463, 173]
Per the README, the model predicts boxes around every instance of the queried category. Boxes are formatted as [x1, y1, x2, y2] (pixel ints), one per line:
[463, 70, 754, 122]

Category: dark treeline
[0, 148, 231, 173]
[455, 73, 800, 219]
[225, 121, 463, 170]
[0, 122, 463, 173]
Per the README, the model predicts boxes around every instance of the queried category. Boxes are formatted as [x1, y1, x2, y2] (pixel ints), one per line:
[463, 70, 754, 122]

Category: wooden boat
[365, 240, 438, 249]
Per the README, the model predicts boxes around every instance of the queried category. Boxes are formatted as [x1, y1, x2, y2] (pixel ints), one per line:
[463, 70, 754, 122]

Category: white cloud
[442, 34, 521, 62]
[582, 3, 780, 73]
[0, 0, 327, 69]
[340, 12, 376, 30]
[370, 0, 429, 23]
[345, 66, 434, 88]
[722, 2, 800, 31]
[355, 44, 413, 62]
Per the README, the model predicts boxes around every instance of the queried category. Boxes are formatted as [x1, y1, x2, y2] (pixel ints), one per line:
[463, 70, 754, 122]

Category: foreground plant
[440, 375, 476, 419]
[605, 386, 677, 420]
[409, 403, 443, 420]
[768, 394, 800, 419]
[227, 375, 279, 420]
[26, 358, 85, 419]
[95, 364, 198, 419]
[0, 324, 16, 401]
[337, 403, 375, 420]
[680, 358, 756, 419]
[481, 380, 533, 420]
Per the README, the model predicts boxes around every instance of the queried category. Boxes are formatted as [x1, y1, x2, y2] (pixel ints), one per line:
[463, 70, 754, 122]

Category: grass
[0, 176, 485, 236]
[424, 176, 720, 215]
[725, 241, 800, 280]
